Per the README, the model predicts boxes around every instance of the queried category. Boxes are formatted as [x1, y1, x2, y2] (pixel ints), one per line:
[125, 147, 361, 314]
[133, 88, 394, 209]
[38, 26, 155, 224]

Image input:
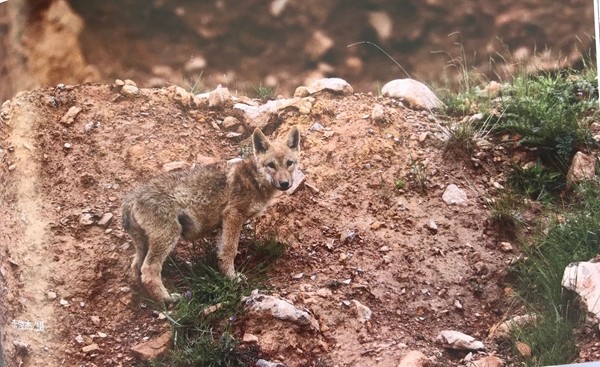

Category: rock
[381, 79, 442, 110]
[172, 86, 192, 105]
[60, 106, 82, 125]
[97, 213, 113, 227]
[435, 330, 484, 350]
[242, 333, 259, 344]
[63, 143, 72, 150]
[8, 164, 16, 171]
[222, 116, 241, 129]
[207, 85, 231, 108]
[184, 56, 207, 73]
[307, 78, 353, 95]
[286, 169, 305, 195]
[515, 341, 532, 358]
[305, 30, 334, 60]
[397, 350, 429, 367]
[243, 293, 320, 331]
[294, 86, 311, 98]
[162, 161, 189, 172]
[79, 213, 94, 226]
[47, 291, 57, 300]
[90, 315, 101, 326]
[352, 300, 372, 323]
[256, 359, 286, 367]
[489, 314, 538, 340]
[270, 0, 289, 17]
[121, 84, 139, 97]
[131, 331, 171, 361]
[427, 219, 438, 232]
[316, 288, 332, 298]
[75, 335, 85, 344]
[12, 340, 29, 356]
[371, 104, 386, 123]
[470, 355, 504, 367]
[566, 151, 596, 186]
[368, 11, 393, 41]
[499, 241, 513, 252]
[82, 343, 99, 353]
[59, 298, 69, 306]
[442, 184, 468, 206]
[562, 261, 600, 325]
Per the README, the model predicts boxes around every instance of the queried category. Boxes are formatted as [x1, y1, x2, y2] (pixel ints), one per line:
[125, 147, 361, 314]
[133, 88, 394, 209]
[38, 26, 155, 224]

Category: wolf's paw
[233, 272, 247, 284]
[168, 292, 183, 303]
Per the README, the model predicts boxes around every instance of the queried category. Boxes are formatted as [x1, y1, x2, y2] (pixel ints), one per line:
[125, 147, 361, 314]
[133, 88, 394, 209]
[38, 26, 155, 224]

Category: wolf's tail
[122, 200, 134, 232]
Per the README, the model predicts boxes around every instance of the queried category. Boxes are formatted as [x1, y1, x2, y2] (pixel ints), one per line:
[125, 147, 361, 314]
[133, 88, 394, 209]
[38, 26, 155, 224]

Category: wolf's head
[252, 126, 300, 191]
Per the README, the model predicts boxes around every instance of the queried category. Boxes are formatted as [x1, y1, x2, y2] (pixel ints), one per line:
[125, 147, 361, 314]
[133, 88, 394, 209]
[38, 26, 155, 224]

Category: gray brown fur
[122, 127, 300, 302]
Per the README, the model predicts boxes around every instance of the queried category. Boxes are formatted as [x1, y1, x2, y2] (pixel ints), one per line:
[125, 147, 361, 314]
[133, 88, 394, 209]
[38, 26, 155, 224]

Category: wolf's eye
[286, 160, 294, 167]
[267, 162, 276, 169]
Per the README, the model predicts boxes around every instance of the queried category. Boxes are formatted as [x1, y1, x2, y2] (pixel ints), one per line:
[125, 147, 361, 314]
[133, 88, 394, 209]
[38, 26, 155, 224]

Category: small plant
[511, 182, 600, 366]
[251, 83, 276, 102]
[154, 235, 287, 367]
[489, 192, 524, 235]
[508, 161, 563, 202]
[405, 157, 430, 193]
[183, 72, 205, 94]
[394, 178, 406, 190]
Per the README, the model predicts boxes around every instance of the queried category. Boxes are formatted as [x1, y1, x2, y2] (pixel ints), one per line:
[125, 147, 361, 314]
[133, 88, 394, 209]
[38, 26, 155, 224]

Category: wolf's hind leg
[140, 229, 181, 303]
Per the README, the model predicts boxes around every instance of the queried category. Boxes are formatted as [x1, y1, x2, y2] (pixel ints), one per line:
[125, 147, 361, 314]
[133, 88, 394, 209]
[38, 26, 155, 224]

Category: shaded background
[0, 0, 596, 102]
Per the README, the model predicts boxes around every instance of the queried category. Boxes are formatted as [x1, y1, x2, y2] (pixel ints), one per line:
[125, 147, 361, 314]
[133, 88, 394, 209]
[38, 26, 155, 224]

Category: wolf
[122, 126, 300, 302]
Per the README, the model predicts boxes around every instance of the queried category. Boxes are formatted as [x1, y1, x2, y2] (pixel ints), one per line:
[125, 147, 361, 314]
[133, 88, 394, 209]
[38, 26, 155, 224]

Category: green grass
[250, 83, 277, 102]
[151, 235, 286, 367]
[511, 182, 600, 366]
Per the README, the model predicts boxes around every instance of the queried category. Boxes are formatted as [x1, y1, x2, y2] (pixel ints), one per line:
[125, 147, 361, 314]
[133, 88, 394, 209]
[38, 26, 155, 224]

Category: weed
[405, 157, 430, 193]
[508, 161, 563, 202]
[251, 83, 276, 102]
[511, 182, 600, 366]
[183, 72, 205, 94]
[489, 192, 524, 235]
[394, 178, 406, 190]
[489, 70, 597, 172]
[153, 235, 286, 367]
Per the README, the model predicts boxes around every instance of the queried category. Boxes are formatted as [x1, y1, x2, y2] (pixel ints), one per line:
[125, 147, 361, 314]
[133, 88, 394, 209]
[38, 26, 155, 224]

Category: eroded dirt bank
[1, 82, 527, 366]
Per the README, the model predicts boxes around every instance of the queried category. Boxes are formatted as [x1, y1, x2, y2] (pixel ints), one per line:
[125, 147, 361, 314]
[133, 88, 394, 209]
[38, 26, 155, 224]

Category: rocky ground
[0, 75, 561, 367]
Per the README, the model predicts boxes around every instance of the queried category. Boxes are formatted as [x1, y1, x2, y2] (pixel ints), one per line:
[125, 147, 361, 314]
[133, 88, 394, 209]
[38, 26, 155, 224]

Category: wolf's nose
[279, 181, 290, 190]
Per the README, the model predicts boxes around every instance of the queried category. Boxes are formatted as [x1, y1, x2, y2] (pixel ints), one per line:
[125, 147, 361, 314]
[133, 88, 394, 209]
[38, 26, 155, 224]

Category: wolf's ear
[252, 128, 270, 155]
[287, 126, 300, 151]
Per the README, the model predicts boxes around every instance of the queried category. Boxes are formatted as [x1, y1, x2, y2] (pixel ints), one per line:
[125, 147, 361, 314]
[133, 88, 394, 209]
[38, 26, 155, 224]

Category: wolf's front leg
[218, 211, 244, 278]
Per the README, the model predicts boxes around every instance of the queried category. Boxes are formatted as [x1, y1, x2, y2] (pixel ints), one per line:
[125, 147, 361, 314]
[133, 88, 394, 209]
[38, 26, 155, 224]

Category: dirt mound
[0, 80, 519, 366]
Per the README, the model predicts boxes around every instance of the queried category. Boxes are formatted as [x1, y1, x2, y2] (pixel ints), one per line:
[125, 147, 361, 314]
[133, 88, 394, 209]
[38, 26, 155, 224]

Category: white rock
[286, 169, 305, 195]
[121, 84, 139, 97]
[184, 56, 207, 73]
[97, 213, 113, 227]
[436, 330, 484, 350]
[352, 299, 372, 323]
[47, 291, 57, 300]
[256, 359, 286, 367]
[442, 184, 468, 206]
[489, 314, 538, 340]
[368, 11, 393, 41]
[270, 0, 289, 17]
[305, 30, 334, 60]
[567, 151, 596, 185]
[382, 79, 442, 110]
[208, 85, 231, 108]
[307, 78, 353, 95]
[562, 261, 600, 325]
[242, 333, 259, 343]
[243, 293, 319, 331]
[75, 334, 85, 344]
[371, 104, 385, 123]
[60, 106, 82, 125]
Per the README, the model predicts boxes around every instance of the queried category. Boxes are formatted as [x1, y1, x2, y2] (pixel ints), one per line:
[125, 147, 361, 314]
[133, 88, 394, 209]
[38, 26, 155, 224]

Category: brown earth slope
[1, 82, 527, 366]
